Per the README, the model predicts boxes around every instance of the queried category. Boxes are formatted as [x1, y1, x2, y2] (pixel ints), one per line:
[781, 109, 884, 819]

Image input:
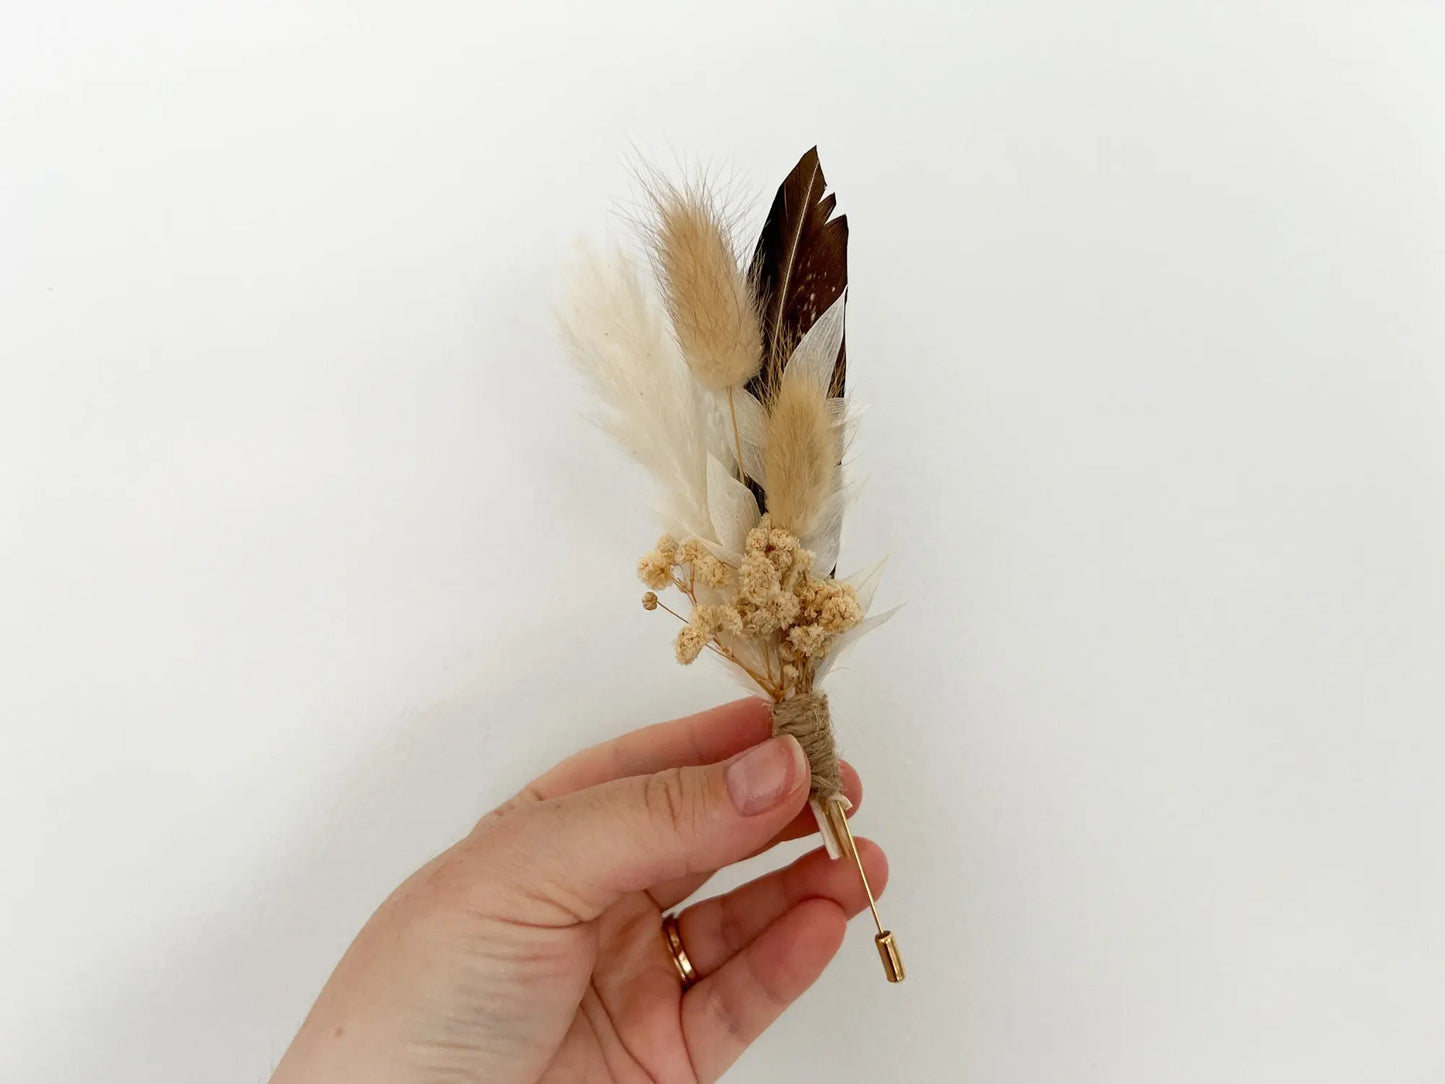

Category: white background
[3, 2, 1444, 1081]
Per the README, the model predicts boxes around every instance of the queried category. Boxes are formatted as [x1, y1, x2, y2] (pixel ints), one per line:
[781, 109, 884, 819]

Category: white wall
[3, 2, 1444, 1081]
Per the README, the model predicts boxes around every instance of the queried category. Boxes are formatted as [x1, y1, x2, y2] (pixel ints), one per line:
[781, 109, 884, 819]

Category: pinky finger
[680, 897, 847, 1082]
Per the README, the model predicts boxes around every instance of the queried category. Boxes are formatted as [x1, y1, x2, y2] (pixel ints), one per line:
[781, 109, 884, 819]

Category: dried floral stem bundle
[561, 148, 903, 982]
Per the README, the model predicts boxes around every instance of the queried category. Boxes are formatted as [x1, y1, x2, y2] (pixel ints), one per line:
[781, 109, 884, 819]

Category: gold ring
[661, 913, 698, 990]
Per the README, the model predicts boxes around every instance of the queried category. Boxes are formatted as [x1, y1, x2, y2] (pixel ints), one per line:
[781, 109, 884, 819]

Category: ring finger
[674, 837, 889, 978]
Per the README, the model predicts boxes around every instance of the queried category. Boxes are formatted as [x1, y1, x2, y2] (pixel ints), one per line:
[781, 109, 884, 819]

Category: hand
[271, 698, 888, 1083]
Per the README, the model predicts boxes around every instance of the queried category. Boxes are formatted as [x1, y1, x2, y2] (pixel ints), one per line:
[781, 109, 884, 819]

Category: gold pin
[824, 800, 904, 983]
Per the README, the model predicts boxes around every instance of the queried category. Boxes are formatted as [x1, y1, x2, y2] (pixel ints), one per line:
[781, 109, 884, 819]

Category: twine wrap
[772, 692, 842, 799]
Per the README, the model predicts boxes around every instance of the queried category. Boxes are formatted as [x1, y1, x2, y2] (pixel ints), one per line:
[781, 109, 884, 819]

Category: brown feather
[746, 147, 849, 407]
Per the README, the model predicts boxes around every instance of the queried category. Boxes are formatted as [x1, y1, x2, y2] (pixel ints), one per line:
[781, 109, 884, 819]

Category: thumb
[485, 735, 810, 923]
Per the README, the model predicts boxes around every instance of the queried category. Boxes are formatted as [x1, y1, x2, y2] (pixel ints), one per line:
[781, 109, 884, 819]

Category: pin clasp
[875, 930, 905, 983]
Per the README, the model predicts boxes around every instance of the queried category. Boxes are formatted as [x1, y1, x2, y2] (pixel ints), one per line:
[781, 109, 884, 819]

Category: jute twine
[772, 692, 842, 799]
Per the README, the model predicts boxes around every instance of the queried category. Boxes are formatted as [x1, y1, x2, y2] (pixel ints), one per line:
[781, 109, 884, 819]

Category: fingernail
[726, 735, 803, 816]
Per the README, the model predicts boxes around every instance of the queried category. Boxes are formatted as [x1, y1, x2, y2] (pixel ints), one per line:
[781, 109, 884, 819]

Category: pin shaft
[824, 799, 905, 982]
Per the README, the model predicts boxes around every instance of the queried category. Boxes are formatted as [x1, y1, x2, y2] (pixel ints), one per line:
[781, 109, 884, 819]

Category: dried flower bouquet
[559, 148, 902, 980]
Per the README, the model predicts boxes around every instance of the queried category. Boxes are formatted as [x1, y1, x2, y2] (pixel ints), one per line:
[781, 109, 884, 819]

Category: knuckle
[419, 819, 538, 923]
[703, 982, 750, 1043]
[717, 893, 749, 957]
[476, 783, 547, 830]
[641, 766, 707, 844]
[642, 768, 691, 835]
[747, 946, 789, 1010]
[418, 837, 502, 912]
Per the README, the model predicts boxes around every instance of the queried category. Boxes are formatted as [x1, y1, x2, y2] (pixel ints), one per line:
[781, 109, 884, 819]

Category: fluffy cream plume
[559, 242, 729, 539]
[760, 294, 848, 539]
[647, 183, 763, 391]
[763, 365, 839, 539]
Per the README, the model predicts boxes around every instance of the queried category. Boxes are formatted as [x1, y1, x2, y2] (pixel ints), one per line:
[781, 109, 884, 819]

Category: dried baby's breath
[637, 514, 863, 698]
[675, 623, 708, 663]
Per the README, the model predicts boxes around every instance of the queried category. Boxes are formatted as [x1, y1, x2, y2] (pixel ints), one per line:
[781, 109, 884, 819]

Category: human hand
[271, 698, 888, 1083]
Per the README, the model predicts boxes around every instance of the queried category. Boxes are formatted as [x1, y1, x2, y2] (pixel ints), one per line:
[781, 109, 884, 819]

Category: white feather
[731, 388, 770, 486]
[800, 474, 866, 573]
[706, 454, 761, 562]
[801, 496, 845, 574]
[559, 242, 730, 538]
[827, 396, 866, 454]
[703, 628, 771, 696]
[785, 293, 847, 395]
[843, 557, 888, 615]
[711, 657, 771, 697]
[816, 604, 902, 681]
[827, 398, 867, 427]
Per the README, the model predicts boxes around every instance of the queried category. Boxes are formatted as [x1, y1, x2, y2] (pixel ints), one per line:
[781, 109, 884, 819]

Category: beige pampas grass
[763, 365, 839, 539]
[558, 242, 725, 540]
[648, 184, 763, 392]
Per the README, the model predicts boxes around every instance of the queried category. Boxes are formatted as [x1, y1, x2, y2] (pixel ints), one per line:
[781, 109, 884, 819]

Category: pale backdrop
[3, 2, 1444, 1081]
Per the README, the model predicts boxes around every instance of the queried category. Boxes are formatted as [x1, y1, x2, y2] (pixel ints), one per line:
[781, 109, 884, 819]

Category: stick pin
[824, 799, 904, 983]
